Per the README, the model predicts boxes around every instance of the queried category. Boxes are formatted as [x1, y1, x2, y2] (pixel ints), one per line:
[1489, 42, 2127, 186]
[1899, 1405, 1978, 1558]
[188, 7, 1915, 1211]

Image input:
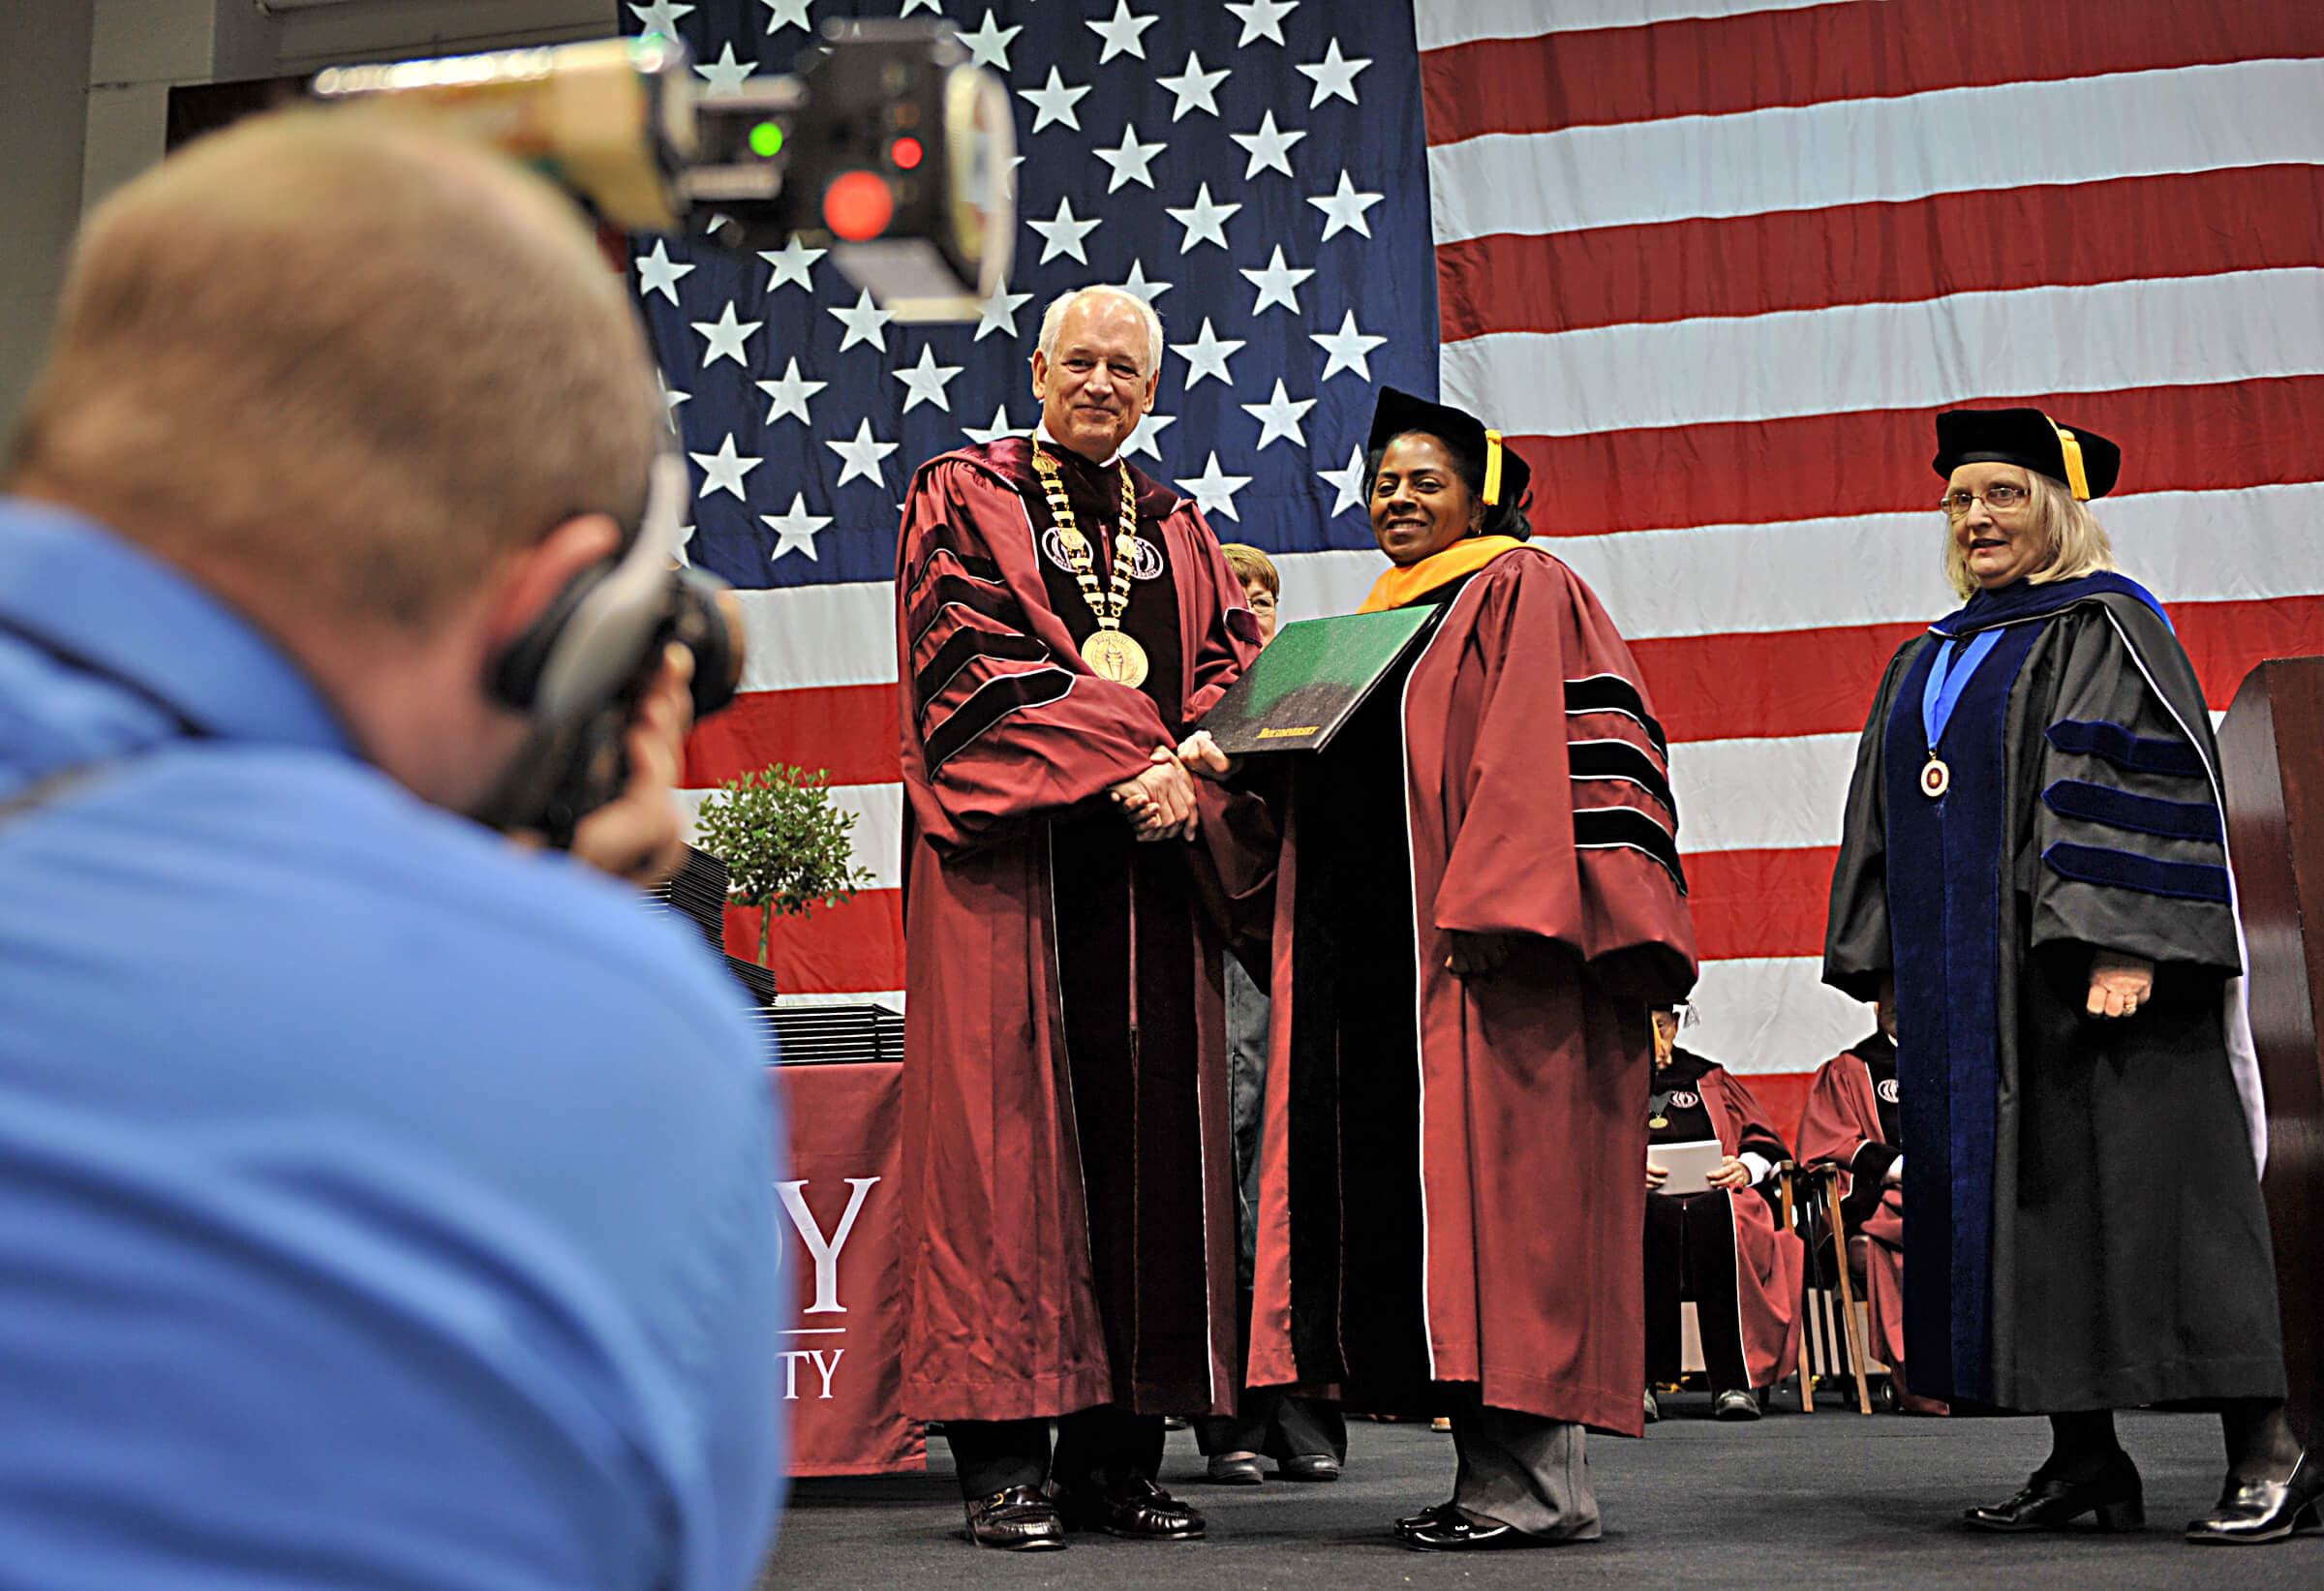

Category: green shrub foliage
[693, 764, 872, 972]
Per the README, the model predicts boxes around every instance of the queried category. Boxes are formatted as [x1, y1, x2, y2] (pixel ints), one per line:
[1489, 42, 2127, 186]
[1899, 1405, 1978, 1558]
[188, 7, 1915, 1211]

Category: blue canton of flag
[623, 0, 1436, 591]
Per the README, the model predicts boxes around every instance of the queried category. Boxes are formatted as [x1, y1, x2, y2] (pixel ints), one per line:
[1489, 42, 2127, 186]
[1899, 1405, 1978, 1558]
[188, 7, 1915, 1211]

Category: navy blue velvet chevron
[2041, 841, 2232, 903]
[2040, 778, 2222, 841]
[1929, 571, 2173, 638]
[2045, 718, 2207, 779]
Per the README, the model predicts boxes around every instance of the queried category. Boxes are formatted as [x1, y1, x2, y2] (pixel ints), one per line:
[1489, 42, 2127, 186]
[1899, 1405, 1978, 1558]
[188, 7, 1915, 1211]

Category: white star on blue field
[627, 0, 1435, 578]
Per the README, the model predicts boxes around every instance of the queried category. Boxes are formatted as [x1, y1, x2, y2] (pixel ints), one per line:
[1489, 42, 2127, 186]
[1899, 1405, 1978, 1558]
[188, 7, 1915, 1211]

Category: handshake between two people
[1108, 729, 1235, 842]
[1105, 730, 1511, 979]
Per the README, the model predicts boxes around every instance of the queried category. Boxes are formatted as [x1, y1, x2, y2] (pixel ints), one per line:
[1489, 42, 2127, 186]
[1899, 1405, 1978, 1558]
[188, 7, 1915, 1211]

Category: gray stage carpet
[757, 1393, 2324, 1589]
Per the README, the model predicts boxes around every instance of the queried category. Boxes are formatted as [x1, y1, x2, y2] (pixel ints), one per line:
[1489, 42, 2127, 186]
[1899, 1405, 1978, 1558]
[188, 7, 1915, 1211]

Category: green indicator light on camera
[749, 121, 784, 159]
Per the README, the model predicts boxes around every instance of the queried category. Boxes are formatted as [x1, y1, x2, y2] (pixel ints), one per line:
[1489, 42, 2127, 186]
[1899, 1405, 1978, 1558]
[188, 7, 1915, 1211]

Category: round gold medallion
[1921, 756, 1950, 799]
[1082, 629, 1149, 687]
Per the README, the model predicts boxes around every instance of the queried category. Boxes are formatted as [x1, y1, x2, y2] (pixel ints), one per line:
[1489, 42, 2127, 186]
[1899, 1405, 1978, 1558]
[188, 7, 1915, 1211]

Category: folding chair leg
[1822, 1179, 1875, 1415]
[1787, 1171, 1816, 1414]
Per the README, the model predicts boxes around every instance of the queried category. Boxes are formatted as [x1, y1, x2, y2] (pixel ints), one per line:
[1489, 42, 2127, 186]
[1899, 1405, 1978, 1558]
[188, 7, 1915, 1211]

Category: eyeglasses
[1942, 483, 2030, 518]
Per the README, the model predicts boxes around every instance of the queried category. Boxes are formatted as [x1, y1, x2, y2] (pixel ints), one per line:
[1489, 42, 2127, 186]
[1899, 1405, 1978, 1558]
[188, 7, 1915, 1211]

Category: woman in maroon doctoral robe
[1643, 1010, 1802, 1422]
[1227, 389, 1697, 1551]
[1793, 1002, 1947, 1415]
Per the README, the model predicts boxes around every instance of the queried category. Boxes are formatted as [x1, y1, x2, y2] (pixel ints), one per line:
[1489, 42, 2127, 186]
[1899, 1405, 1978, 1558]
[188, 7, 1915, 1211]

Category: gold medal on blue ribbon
[1919, 629, 2002, 802]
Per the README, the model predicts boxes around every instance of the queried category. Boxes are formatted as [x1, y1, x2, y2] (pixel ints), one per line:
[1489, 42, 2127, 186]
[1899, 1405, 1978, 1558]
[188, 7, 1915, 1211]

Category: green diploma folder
[1199, 605, 1445, 754]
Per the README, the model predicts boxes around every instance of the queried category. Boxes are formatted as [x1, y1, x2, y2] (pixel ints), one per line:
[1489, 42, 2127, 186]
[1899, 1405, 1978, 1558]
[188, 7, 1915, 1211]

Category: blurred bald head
[7, 107, 660, 632]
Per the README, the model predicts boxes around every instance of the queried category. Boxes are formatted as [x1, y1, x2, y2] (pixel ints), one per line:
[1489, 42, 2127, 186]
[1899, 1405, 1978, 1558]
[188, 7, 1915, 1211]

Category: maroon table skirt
[773, 1061, 926, 1477]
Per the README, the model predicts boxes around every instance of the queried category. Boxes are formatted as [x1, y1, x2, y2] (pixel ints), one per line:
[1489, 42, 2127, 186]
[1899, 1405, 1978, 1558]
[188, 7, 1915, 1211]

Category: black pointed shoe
[1403, 1512, 1549, 1551]
[963, 1485, 1067, 1550]
[1965, 1454, 2144, 1533]
[1394, 1500, 1461, 1538]
[1205, 1452, 1263, 1485]
[2185, 1452, 2324, 1545]
[1055, 1474, 1206, 1540]
[1275, 1453, 1341, 1483]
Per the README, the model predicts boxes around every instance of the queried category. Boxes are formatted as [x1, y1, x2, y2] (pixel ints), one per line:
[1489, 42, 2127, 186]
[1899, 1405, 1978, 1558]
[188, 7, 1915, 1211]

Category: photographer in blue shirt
[0, 107, 785, 1590]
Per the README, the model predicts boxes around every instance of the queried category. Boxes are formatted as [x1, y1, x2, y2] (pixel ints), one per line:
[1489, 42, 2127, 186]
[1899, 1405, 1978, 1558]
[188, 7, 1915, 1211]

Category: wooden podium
[2218, 657, 2324, 1442]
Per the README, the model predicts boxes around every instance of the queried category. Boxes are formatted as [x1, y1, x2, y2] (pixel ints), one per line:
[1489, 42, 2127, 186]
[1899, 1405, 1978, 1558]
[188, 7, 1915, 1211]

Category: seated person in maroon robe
[1643, 1006, 1803, 1423]
[1187, 389, 1697, 1552]
[891, 286, 1267, 1551]
[1794, 991, 1947, 1414]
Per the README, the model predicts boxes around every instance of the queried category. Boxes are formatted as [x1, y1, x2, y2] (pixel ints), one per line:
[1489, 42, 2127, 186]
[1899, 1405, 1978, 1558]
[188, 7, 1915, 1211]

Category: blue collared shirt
[0, 500, 785, 1589]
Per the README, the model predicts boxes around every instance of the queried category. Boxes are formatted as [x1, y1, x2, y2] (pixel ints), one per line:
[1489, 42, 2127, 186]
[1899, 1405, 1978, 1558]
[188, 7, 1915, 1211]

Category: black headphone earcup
[487, 561, 612, 714]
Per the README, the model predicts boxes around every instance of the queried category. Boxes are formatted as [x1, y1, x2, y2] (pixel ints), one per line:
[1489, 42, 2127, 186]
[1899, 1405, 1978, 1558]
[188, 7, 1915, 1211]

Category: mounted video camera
[311, 22, 1015, 319]
[308, 25, 1015, 842]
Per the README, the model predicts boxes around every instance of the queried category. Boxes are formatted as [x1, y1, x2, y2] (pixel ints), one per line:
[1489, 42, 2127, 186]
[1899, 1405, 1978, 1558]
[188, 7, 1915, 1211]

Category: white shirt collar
[1033, 419, 1122, 470]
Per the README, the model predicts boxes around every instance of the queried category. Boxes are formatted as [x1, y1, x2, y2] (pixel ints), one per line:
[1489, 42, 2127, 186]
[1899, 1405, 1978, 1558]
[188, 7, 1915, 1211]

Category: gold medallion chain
[1032, 444, 1151, 686]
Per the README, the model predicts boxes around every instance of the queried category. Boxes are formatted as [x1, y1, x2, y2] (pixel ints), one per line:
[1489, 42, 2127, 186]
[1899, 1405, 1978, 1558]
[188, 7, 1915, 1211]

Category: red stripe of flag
[1749, 1072, 1818, 1142]
[685, 681, 900, 789]
[1636, 627, 1921, 745]
[1438, 168, 2324, 342]
[1420, 0, 2321, 145]
[2172, 593, 2324, 715]
[1685, 846, 1840, 962]
[1497, 377, 2324, 539]
[720, 889, 902, 997]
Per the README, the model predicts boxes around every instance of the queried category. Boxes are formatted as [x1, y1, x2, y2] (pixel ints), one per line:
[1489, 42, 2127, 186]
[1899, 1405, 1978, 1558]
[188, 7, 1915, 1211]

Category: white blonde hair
[1034, 285, 1163, 375]
[1941, 466, 2119, 599]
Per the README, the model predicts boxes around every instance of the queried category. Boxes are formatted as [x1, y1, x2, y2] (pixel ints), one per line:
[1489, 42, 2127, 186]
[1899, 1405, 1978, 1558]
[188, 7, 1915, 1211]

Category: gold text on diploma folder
[1257, 725, 1321, 739]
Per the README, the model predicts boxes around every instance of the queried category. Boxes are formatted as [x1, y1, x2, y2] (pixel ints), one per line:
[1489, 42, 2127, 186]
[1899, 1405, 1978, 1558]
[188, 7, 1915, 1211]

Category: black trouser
[944, 1405, 1164, 1500]
[1644, 1189, 1750, 1392]
[1194, 1387, 1347, 1463]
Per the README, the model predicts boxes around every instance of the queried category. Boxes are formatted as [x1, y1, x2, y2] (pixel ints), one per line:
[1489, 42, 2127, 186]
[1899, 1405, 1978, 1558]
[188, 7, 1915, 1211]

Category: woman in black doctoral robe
[1824, 408, 2311, 1544]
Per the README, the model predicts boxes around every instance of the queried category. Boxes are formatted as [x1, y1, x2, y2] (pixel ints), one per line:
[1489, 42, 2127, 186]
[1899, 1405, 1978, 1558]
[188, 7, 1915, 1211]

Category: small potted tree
[692, 764, 872, 978]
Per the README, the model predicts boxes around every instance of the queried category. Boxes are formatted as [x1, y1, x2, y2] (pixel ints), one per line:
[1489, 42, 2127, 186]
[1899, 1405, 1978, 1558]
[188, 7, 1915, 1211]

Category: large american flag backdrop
[632, 0, 2324, 1117]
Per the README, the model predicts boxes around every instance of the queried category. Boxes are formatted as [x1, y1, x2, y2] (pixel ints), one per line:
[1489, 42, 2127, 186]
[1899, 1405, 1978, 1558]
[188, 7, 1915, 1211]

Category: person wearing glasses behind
[1191, 543, 1349, 1489]
[1824, 409, 2312, 1545]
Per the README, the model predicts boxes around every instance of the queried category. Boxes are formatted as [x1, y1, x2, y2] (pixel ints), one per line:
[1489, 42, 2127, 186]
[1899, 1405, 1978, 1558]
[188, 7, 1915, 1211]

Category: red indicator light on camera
[891, 136, 924, 170]
[823, 170, 895, 240]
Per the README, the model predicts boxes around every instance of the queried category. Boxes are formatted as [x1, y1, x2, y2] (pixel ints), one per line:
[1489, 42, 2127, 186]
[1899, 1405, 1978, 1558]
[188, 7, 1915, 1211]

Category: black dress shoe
[1394, 1499, 1461, 1538]
[1403, 1513, 1549, 1551]
[2186, 1452, 2324, 1545]
[963, 1485, 1067, 1551]
[1205, 1453, 1263, 1485]
[1965, 1455, 2143, 1533]
[1275, 1453, 1341, 1483]
[1056, 1475, 1206, 1540]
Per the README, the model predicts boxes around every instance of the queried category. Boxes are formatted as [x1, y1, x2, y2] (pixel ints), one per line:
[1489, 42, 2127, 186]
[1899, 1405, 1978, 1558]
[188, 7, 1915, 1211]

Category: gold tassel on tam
[2049, 419, 2092, 500]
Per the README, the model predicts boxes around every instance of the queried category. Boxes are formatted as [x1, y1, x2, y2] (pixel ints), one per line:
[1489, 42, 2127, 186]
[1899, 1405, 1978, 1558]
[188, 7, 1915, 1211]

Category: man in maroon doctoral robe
[1644, 1010, 1804, 1422]
[892, 286, 1266, 1551]
[1230, 389, 1697, 1550]
[1794, 995, 1947, 1414]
